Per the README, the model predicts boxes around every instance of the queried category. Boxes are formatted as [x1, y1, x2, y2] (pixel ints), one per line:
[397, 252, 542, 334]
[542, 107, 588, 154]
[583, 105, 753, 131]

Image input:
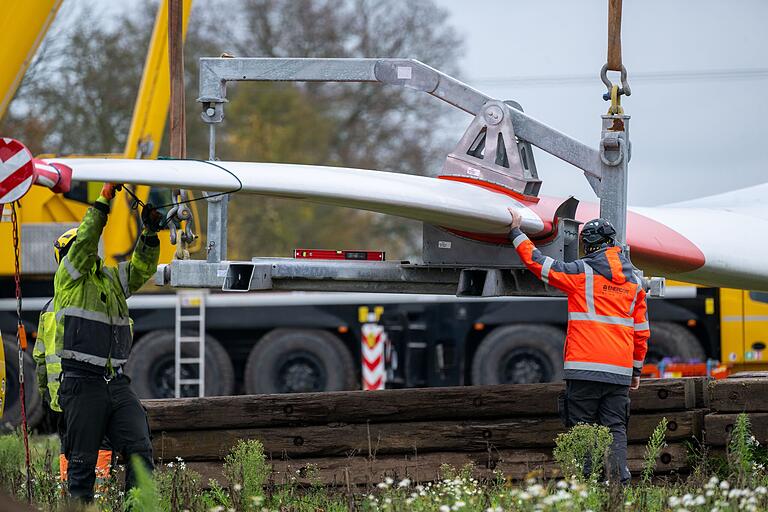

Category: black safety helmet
[581, 218, 616, 252]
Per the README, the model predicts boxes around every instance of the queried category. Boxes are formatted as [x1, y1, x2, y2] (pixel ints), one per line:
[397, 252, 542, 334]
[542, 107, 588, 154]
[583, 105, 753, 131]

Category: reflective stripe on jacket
[33, 299, 62, 411]
[53, 199, 159, 370]
[511, 227, 650, 385]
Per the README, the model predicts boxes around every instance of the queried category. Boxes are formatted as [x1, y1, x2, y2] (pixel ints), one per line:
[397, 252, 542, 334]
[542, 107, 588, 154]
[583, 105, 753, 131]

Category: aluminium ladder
[174, 290, 206, 398]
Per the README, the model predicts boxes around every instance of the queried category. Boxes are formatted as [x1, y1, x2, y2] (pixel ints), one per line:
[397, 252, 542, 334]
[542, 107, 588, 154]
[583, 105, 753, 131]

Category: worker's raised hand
[507, 207, 523, 231]
[141, 203, 164, 232]
[100, 183, 119, 200]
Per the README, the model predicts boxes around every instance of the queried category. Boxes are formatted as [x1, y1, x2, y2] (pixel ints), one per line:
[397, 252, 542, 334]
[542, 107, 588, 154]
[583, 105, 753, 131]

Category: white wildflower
[694, 495, 706, 505]
[556, 480, 569, 489]
[384, 498, 392, 504]
[455, 501, 466, 508]
[756, 486, 767, 494]
[519, 492, 531, 501]
[233, 483, 242, 492]
[668, 496, 681, 507]
[439, 506, 450, 512]
[406, 498, 414, 505]
[398, 478, 411, 488]
[377, 482, 388, 489]
[385, 477, 394, 485]
[368, 495, 375, 501]
[720, 481, 730, 490]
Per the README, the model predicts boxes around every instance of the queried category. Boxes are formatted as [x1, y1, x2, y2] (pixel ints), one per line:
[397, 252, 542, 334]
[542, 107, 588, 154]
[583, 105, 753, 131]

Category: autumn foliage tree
[1, 0, 463, 259]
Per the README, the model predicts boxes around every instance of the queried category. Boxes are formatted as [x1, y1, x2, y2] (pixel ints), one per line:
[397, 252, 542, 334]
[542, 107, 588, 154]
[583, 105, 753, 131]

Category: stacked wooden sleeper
[143, 378, 706, 486]
[705, 377, 768, 446]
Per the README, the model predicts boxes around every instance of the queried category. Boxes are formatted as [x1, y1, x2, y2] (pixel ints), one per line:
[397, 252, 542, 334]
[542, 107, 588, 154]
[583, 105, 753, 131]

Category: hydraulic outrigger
[158, 57, 662, 297]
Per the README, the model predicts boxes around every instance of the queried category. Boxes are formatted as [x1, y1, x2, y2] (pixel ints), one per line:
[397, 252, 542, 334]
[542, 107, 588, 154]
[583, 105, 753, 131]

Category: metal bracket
[442, 100, 541, 196]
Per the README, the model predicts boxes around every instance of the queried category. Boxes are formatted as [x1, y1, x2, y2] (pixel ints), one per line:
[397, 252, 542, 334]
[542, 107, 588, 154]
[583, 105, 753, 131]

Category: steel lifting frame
[158, 57, 653, 296]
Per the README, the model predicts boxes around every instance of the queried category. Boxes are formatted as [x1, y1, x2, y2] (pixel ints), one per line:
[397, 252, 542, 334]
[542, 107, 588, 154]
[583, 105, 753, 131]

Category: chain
[10, 202, 32, 503]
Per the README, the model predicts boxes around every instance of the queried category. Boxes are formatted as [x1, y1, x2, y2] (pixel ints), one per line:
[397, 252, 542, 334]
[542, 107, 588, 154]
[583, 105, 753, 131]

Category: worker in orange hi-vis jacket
[508, 208, 650, 484]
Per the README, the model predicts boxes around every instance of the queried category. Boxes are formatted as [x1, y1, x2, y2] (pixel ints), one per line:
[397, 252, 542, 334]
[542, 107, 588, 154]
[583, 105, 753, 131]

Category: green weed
[728, 412, 757, 487]
[641, 417, 669, 485]
[553, 423, 613, 483]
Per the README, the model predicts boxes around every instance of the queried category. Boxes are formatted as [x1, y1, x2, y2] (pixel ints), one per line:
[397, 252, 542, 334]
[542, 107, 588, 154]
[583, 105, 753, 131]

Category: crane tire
[125, 330, 235, 398]
[471, 324, 565, 385]
[244, 329, 356, 394]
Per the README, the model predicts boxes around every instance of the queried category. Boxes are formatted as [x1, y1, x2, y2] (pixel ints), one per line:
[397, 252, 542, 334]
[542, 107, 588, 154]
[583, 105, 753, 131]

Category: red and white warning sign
[359, 306, 387, 391]
[361, 323, 387, 390]
[0, 138, 34, 204]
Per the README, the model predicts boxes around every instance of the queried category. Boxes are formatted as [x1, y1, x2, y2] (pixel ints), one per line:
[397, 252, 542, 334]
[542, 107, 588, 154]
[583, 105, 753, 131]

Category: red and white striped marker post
[359, 306, 386, 390]
[0, 138, 34, 204]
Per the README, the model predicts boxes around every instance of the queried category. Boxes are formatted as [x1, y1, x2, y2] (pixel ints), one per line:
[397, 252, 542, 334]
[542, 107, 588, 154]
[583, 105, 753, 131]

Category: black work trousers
[559, 379, 631, 484]
[58, 373, 153, 501]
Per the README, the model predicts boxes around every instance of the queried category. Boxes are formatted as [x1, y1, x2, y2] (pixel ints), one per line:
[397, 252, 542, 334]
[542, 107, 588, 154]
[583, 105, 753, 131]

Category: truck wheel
[646, 321, 705, 363]
[244, 329, 356, 394]
[471, 324, 565, 384]
[124, 330, 235, 398]
[1, 336, 44, 431]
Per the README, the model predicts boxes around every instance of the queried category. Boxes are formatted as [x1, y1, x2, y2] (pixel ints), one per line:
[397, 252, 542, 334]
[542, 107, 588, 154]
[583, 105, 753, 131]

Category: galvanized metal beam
[157, 258, 564, 297]
[197, 57, 603, 183]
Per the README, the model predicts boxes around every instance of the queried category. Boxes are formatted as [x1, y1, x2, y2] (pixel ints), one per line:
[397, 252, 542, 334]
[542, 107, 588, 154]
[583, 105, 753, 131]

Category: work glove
[100, 183, 119, 201]
[141, 203, 165, 232]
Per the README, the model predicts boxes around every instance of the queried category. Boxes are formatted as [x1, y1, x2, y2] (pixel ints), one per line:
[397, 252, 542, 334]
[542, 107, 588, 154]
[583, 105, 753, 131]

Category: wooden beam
[708, 378, 768, 413]
[181, 443, 689, 487]
[705, 412, 768, 446]
[153, 410, 704, 461]
[144, 378, 705, 432]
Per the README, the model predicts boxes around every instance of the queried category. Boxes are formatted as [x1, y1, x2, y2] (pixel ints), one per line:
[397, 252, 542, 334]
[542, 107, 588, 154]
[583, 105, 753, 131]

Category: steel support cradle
[174, 57, 654, 297]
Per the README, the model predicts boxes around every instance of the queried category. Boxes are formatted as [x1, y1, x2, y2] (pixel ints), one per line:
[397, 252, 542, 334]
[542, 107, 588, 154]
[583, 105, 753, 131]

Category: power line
[471, 68, 768, 87]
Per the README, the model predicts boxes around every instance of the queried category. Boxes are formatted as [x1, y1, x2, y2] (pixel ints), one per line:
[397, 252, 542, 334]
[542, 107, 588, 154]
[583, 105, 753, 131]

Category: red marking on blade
[438, 183, 706, 274]
[438, 175, 540, 203]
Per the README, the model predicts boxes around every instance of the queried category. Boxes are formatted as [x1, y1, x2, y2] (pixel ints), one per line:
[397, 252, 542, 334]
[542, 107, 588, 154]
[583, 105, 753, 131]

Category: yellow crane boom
[0, 0, 63, 120]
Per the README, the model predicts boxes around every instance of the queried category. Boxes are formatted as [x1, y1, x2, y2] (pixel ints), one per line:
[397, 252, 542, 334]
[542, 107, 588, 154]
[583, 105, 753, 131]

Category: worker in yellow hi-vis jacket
[47, 183, 162, 501]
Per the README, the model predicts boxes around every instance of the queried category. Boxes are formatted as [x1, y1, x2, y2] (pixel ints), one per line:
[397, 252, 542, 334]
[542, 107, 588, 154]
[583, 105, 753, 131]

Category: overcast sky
[435, 0, 768, 205]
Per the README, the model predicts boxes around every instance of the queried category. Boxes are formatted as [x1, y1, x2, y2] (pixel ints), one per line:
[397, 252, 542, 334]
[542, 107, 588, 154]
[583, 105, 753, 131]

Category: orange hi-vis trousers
[59, 450, 112, 482]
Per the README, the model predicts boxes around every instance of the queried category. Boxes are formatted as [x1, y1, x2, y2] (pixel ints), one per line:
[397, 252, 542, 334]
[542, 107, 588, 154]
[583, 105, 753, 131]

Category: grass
[1, 415, 768, 511]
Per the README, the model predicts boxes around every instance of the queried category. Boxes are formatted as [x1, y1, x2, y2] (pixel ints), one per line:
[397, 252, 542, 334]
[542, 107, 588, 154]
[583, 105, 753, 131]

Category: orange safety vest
[512, 229, 650, 385]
